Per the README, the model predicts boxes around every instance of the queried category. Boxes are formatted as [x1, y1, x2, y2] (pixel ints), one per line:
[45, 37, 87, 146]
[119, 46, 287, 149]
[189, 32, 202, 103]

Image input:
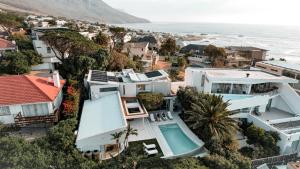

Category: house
[0, 38, 17, 56]
[76, 69, 175, 159]
[122, 42, 159, 67]
[31, 27, 69, 71]
[255, 60, 300, 91]
[79, 32, 97, 40]
[0, 71, 65, 126]
[226, 46, 268, 63]
[185, 67, 300, 154]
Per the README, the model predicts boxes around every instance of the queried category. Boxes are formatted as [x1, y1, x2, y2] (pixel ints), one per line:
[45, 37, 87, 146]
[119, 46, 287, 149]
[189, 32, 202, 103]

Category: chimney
[52, 71, 61, 88]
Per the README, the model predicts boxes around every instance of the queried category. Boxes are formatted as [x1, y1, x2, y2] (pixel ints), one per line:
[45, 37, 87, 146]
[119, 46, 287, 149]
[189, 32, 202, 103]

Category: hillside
[0, 0, 149, 24]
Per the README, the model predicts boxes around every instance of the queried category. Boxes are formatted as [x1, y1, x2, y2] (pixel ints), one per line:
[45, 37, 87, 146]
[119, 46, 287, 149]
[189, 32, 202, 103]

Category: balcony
[14, 110, 59, 127]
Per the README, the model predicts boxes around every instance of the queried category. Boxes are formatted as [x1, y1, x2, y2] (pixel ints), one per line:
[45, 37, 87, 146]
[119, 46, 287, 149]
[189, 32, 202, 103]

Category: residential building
[255, 61, 300, 91]
[0, 72, 65, 127]
[122, 42, 159, 67]
[76, 69, 179, 158]
[31, 27, 69, 70]
[226, 46, 268, 63]
[0, 38, 17, 56]
[185, 67, 300, 154]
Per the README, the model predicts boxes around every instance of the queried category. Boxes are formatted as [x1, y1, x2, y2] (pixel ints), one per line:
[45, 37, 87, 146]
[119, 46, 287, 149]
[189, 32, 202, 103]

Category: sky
[105, 0, 300, 26]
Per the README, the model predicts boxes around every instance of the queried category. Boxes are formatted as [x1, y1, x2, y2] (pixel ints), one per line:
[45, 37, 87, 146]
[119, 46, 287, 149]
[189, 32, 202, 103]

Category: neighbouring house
[226, 46, 268, 63]
[0, 38, 17, 56]
[255, 60, 300, 91]
[133, 35, 161, 50]
[122, 42, 159, 67]
[10, 28, 27, 36]
[31, 27, 69, 71]
[0, 71, 65, 127]
[79, 32, 97, 40]
[185, 67, 300, 154]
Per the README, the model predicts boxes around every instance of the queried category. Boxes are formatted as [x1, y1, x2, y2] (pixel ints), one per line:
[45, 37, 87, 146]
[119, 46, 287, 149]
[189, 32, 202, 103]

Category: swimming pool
[159, 123, 199, 155]
[222, 94, 253, 101]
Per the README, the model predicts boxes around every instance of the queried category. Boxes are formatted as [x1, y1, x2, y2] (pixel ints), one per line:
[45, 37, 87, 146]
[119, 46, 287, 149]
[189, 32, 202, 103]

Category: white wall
[76, 128, 126, 152]
[0, 102, 54, 124]
[272, 96, 294, 114]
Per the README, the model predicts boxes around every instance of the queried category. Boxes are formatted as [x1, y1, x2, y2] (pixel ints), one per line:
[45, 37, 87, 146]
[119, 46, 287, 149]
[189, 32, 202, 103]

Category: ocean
[118, 22, 300, 63]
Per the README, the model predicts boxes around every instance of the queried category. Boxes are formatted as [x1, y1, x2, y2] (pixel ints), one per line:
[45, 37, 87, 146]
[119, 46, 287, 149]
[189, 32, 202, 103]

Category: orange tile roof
[0, 38, 16, 49]
[0, 75, 65, 106]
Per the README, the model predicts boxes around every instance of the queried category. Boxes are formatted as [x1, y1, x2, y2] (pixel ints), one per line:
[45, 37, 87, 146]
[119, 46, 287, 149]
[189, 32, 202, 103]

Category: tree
[204, 45, 226, 67]
[106, 51, 129, 71]
[10, 34, 34, 51]
[185, 94, 238, 141]
[177, 56, 187, 69]
[94, 31, 109, 47]
[176, 87, 200, 110]
[111, 131, 125, 160]
[160, 38, 177, 56]
[0, 12, 24, 30]
[109, 27, 126, 51]
[169, 69, 179, 82]
[0, 52, 30, 74]
[137, 92, 164, 111]
[21, 50, 42, 66]
[123, 124, 138, 150]
[41, 30, 99, 62]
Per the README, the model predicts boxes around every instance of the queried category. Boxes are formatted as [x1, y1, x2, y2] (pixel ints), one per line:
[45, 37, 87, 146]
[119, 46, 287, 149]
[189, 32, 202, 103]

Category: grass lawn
[127, 139, 163, 159]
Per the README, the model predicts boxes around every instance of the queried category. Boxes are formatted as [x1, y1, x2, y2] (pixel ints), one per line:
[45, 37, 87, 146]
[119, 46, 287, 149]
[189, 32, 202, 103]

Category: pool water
[222, 94, 253, 101]
[159, 123, 199, 155]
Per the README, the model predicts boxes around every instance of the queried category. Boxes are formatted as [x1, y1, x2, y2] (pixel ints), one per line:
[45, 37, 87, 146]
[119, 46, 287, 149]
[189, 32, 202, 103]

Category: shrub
[62, 81, 80, 117]
[137, 92, 164, 111]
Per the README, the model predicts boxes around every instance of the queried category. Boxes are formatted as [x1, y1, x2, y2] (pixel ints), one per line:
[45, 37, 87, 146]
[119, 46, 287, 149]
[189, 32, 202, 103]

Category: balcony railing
[14, 110, 59, 127]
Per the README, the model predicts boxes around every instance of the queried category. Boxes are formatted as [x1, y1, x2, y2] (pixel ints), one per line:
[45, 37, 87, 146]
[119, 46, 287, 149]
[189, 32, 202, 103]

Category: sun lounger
[143, 142, 156, 149]
[167, 111, 173, 120]
[156, 113, 161, 121]
[144, 148, 158, 156]
[150, 113, 156, 122]
[161, 112, 167, 121]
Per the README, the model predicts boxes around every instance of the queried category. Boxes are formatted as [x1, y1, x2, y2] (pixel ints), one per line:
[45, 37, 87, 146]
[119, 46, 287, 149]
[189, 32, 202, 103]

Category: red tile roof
[0, 38, 16, 49]
[0, 75, 65, 106]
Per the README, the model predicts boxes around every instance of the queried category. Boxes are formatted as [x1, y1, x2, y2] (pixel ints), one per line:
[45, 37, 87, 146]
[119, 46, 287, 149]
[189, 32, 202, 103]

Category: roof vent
[246, 73, 250, 78]
[52, 71, 60, 88]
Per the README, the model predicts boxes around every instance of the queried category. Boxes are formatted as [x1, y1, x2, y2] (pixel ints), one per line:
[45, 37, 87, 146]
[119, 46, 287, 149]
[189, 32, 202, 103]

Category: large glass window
[100, 87, 118, 92]
[211, 83, 231, 94]
[0, 106, 11, 116]
[21, 103, 49, 117]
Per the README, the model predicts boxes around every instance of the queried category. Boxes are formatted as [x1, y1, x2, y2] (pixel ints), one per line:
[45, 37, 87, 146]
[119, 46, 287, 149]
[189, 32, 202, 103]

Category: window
[100, 87, 118, 92]
[47, 47, 51, 53]
[201, 75, 205, 87]
[256, 65, 266, 69]
[0, 106, 11, 116]
[137, 84, 146, 91]
[270, 69, 278, 72]
[21, 103, 49, 117]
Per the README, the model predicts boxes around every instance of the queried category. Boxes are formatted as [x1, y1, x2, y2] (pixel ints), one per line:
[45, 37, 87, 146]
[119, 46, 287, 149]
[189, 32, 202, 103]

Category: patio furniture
[167, 111, 173, 120]
[161, 112, 167, 121]
[156, 113, 162, 121]
[150, 113, 156, 122]
[143, 142, 156, 149]
[144, 148, 158, 156]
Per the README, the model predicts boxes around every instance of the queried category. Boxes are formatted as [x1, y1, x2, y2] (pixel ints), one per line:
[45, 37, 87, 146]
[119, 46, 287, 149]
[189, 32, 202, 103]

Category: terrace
[253, 108, 295, 121]
[121, 97, 149, 120]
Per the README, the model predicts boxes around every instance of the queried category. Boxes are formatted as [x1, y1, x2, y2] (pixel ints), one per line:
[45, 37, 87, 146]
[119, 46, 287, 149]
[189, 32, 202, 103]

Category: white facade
[185, 67, 300, 154]
[0, 91, 63, 124]
[87, 69, 172, 100]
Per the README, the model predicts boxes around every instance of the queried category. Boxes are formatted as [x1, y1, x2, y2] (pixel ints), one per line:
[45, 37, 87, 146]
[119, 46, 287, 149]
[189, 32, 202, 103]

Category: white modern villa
[185, 67, 300, 154]
[76, 69, 207, 160]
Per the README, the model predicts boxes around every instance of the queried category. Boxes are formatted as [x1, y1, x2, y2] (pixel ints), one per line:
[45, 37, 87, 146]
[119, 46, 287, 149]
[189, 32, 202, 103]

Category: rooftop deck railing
[14, 109, 59, 127]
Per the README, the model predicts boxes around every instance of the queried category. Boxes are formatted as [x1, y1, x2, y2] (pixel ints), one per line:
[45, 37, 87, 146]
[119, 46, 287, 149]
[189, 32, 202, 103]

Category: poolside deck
[256, 108, 295, 121]
[127, 112, 205, 158]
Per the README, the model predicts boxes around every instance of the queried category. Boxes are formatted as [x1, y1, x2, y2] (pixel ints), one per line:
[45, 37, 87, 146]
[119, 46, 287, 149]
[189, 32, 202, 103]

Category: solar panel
[145, 71, 162, 78]
[90, 71, 108, 82]
[108, 76, 118, 82]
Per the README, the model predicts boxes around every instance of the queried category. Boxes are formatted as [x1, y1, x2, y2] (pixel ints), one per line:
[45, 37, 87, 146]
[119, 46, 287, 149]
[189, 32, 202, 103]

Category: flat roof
[76, 92, 127, 141]
[187, 67, 298, 83]
[260, 61, 300, 72]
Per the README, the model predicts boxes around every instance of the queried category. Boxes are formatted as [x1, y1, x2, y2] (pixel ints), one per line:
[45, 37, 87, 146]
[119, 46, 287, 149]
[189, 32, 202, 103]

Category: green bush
[137, 92, 164, 111]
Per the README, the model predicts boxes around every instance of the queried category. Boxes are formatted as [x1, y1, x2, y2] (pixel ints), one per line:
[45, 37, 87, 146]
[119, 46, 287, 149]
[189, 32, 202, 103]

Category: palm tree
[123, 124, 138, 149]
[185, 94, 238, 142]
[111, 131, 124, 160]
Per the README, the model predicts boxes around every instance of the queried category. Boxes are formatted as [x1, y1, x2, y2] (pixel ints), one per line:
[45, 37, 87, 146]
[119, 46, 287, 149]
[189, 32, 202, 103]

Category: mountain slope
[0, 0, 149, 23]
